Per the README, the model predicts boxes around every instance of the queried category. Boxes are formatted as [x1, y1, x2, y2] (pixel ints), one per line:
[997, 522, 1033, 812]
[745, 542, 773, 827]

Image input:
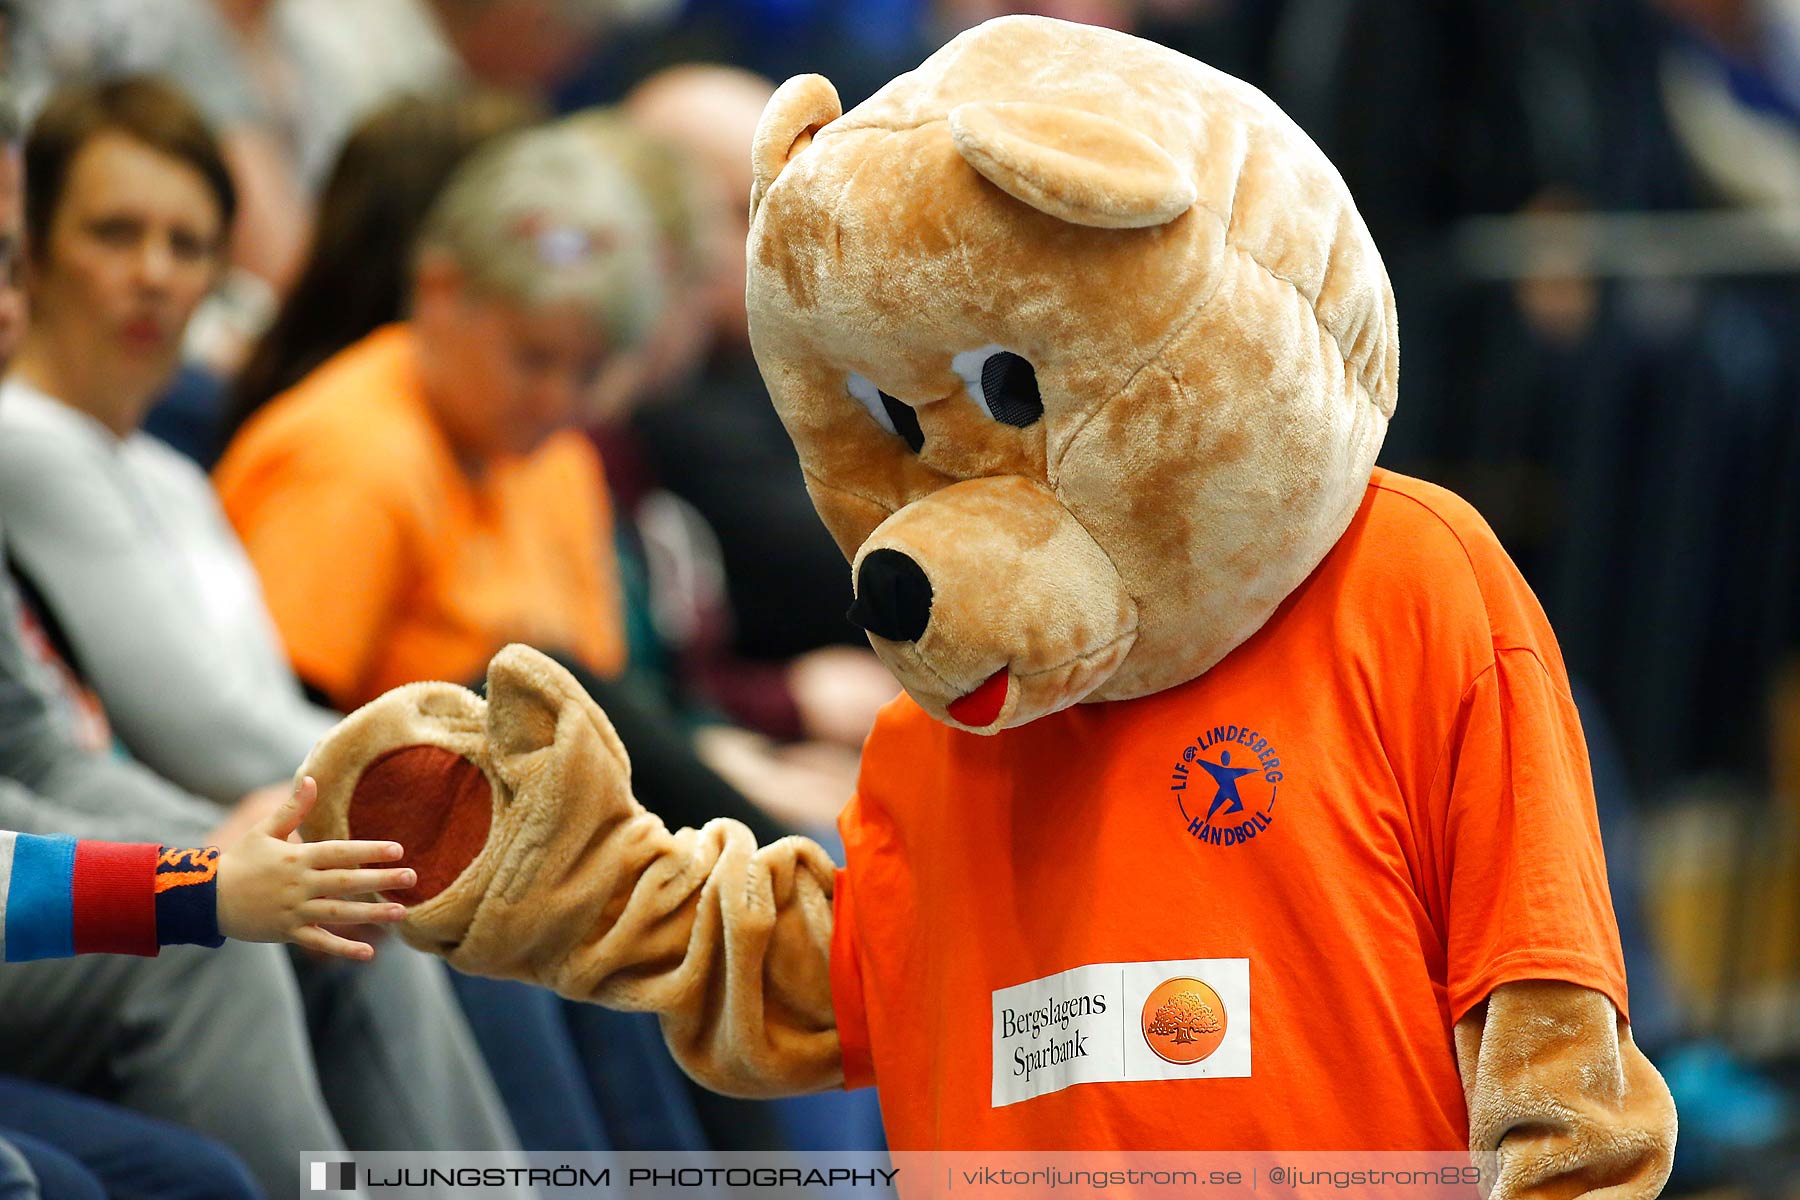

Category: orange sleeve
[224, 457, 414, 712]
[1434, 646, 1629, 1025]
[554, 436, 627, 680]
[829, 865, 876, 1090]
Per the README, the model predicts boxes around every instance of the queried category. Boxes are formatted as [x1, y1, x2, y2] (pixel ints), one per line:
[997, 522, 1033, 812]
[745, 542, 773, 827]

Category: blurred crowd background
[0, 0, 1797, 1196]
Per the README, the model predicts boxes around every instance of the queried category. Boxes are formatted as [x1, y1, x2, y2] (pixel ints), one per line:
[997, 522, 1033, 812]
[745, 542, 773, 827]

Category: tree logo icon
[1140, 977, 1228, 1065]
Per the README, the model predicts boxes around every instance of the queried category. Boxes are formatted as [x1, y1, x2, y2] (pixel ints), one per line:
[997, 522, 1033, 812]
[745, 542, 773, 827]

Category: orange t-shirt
[215, 324, 625, 710]
[831, 469, 1627, 1151]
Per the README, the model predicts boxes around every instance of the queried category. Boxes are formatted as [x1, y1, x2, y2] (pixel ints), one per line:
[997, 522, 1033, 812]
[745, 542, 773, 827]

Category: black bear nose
[847, 549, 933, 642]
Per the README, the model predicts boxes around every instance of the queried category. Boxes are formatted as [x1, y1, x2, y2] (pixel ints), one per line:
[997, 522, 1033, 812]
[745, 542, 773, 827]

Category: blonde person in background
[223, 119, 652, 781]
[221, 91, 806, 852]
[219, 112, 835, 1156]
[216, 123, 708, 1154]
[216, 123, 658, 711]
[227, 85, 544, 438]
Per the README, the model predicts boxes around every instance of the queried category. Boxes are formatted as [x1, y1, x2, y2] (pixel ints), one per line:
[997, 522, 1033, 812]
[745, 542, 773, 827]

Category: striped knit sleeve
[153, 846, 225, 950]
[0, 832, 223, 961]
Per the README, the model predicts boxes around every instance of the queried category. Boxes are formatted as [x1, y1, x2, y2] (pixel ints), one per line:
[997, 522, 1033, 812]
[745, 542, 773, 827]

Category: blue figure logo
[1197, 750, 1258, 822]
[1170, 723, 1283, 849]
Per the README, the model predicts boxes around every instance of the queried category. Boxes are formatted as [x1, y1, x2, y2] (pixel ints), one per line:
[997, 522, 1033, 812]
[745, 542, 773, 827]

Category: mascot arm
[299, 643, 844, 1098]
[1454, 980, 1676, 1200]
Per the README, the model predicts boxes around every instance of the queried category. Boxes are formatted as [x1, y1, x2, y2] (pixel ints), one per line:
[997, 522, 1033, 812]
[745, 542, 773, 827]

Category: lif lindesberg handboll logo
[1170, 723, 1282, 848]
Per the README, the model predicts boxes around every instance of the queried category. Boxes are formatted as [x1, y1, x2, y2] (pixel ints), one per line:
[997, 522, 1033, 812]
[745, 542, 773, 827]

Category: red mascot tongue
[947, 668, 1009, 727]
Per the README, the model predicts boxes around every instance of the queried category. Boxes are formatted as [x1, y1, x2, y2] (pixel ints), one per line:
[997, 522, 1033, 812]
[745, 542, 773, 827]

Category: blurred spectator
[576, 83, 893, 814]
[281, 0, 683, 129]
[624, 67, 897, 735]
[0, 75, 527, 1200]
[0, 1081, 262, 1200]
[0, 0, 333, 364]
[0, 104, 20, 368]
[586, 85, 888, 1155]
[624, 67, 764, 349]
[0, 76, 335, 804]
[0, 78, 264, 1200]
[214, 118, 796, 1155]
[224, 89, 821, 837]
[217, 122, 658, 709]
[571, 108, 896, 764]
[226, 85, 542, 456]
[1655, 0, 1800, 206]
[567, 109, 723, 426]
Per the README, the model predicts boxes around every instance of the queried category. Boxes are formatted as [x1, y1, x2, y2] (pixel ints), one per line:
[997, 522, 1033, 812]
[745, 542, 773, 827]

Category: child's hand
[216, 776, 414, 961]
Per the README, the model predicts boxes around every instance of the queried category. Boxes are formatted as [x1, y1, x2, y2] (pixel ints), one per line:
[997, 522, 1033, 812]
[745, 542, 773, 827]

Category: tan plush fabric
[300, 644, 842, 1098]
[292, 18, 1675, 1179]
[746, 14, 1396, 731]
[949, 101, 1200, 228]
[1455, 981, 1677, 1200]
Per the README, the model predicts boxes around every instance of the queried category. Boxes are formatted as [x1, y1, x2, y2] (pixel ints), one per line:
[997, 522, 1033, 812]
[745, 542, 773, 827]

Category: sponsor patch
[991, 958, 1250, 1107]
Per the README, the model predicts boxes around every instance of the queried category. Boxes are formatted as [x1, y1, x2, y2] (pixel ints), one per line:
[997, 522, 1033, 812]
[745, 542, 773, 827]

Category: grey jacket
[0, 514, 220, 842]
[0, 381, 337, 803]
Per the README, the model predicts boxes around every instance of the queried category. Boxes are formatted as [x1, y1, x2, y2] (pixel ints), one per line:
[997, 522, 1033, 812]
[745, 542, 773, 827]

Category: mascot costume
[298, 17, 1676, 1195]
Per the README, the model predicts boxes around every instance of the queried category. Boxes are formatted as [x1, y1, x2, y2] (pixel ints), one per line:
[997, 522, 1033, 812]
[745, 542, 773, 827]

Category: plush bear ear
[750, 74, 842, 219]
[484, 643, 628, 775]
[948, 100, 1197, 229]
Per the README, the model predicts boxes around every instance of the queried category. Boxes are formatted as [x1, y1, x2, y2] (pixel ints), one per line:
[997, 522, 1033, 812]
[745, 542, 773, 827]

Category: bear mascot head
[745, 15, 1394, 732]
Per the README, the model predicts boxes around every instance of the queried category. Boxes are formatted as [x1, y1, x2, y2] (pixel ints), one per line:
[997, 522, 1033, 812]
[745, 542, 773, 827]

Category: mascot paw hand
[297, 644, 636, 968]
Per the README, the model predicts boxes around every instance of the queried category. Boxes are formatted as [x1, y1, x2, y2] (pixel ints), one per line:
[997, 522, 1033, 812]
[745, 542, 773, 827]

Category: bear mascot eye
[847, 372, 925, 452]
[952, 347, 1043, 427]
